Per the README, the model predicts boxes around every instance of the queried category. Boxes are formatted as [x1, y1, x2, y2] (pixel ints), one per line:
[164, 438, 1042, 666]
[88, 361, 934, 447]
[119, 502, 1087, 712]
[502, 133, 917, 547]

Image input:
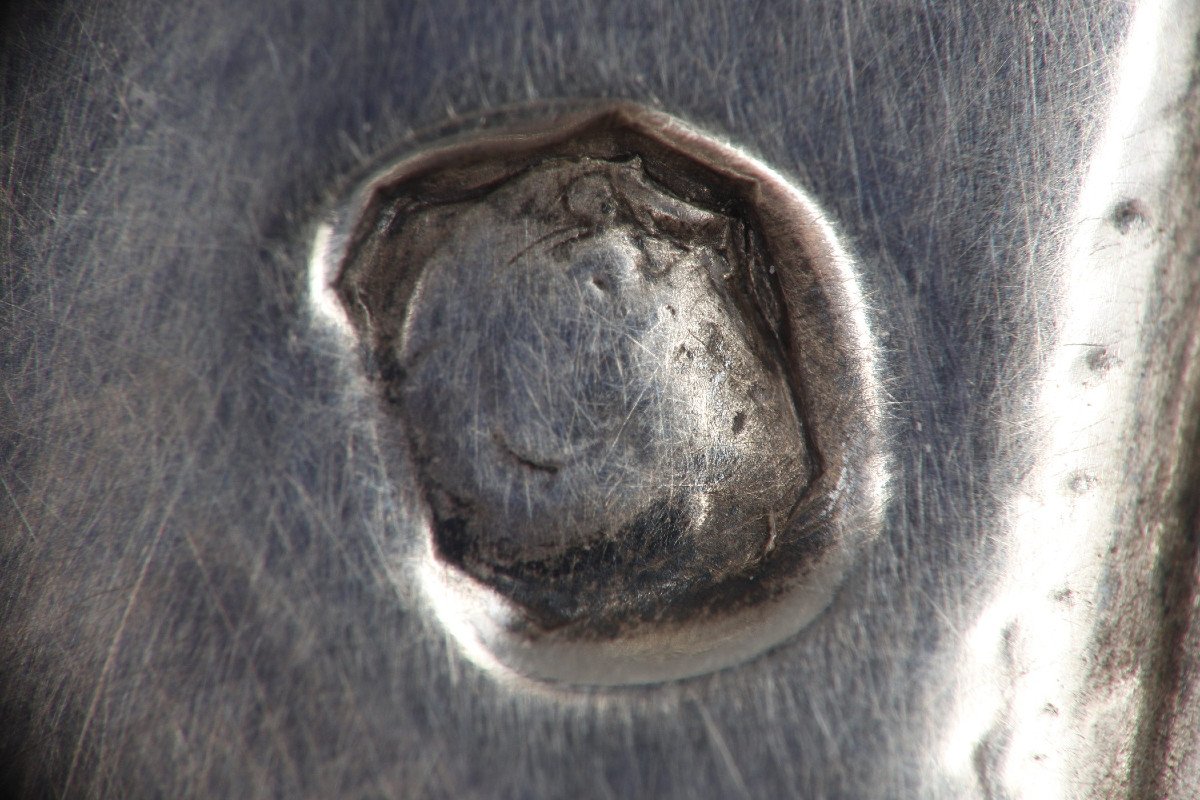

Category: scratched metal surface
[1, 1, 1198, 798]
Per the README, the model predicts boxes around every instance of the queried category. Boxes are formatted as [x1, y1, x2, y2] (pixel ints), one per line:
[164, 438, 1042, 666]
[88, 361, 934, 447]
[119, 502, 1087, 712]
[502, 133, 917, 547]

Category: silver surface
[2, 0, 1199, 797]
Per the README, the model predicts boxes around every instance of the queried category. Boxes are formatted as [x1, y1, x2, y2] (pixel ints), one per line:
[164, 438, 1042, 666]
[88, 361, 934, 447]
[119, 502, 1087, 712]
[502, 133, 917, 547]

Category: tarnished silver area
[314, 105, 886, 683]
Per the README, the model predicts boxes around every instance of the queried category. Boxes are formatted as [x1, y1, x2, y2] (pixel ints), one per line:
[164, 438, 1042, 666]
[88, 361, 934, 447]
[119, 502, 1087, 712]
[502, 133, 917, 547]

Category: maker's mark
[387, 156, 810, 630]
[320, 103, 885, 684]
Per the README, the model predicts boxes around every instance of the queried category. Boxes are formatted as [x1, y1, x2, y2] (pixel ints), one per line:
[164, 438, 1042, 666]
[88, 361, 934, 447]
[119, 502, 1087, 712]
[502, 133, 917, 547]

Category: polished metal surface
[2, 1, 1199, 797]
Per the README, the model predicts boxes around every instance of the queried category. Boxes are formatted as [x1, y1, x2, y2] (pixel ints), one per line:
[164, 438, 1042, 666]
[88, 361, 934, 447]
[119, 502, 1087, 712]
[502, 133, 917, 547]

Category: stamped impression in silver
[311, 103, 885, 685]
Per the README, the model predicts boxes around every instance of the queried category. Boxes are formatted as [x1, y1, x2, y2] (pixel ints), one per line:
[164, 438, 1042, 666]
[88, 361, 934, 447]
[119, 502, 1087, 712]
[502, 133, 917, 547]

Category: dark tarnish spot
[1111, 198, 1151, 233]
[1086, 345, 1118, 374]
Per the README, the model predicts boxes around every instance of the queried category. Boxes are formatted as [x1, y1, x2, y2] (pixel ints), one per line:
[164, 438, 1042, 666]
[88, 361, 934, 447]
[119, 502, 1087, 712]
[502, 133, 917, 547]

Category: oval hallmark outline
[310, 102, 888, 686]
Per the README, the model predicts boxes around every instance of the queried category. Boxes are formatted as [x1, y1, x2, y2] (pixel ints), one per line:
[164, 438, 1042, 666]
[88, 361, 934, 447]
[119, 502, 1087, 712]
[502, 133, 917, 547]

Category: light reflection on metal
[939, 0, 1198, 794]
